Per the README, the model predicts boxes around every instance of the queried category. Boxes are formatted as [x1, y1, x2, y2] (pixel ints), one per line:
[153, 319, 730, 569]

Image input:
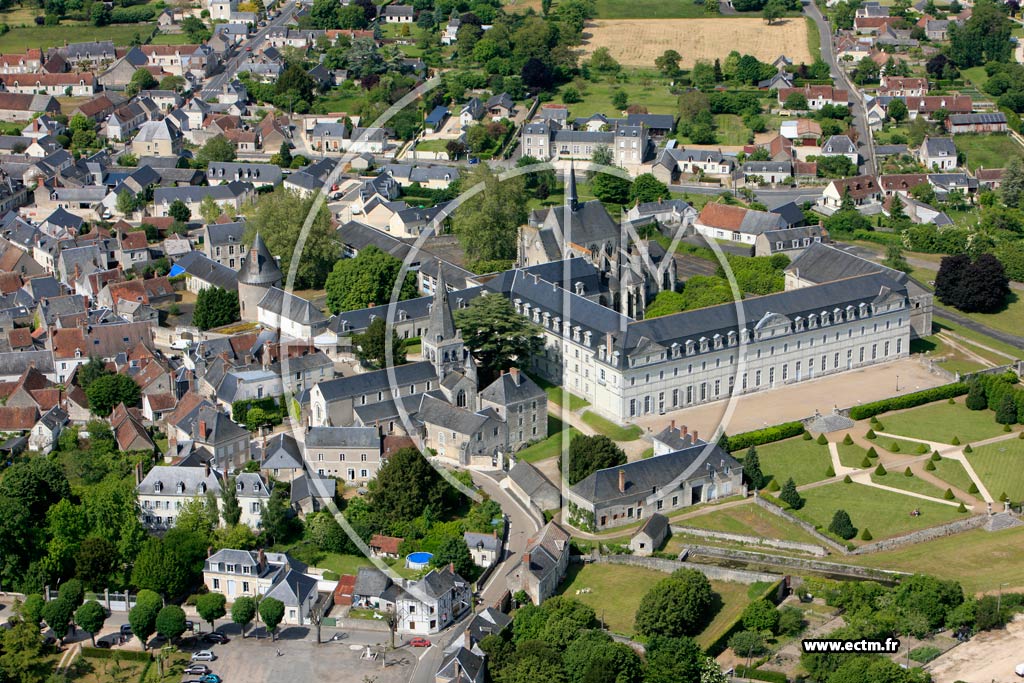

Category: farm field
[966, 439, 1024, 503]
[0, 23, 154, 51]
[579, 17, 812, 68]
[793, 481, 965, 543]
[744, 437, 832, 487]
[681, 502, 826, 545]
[593, 0, 709, 18]
[953, 133, 1024, 172]
[876, 400, 1008, 445]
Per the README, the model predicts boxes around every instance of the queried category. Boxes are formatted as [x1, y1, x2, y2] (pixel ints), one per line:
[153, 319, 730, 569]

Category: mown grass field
[0, 23, 154, 51]
[562, 75, 679, 118]
[931, 456, 977, 494]
[745, 437, 833, 487]
[870, 469, 951, 500]
[582, 411, 643, 440]
[953, 133, 1024, 172]
[966, 438, 1024, 503]
[681, 503, 826, 545]
[876, 400, 1007, 445]
[837, 441, 871, 469]
[593, 0, 709, 19]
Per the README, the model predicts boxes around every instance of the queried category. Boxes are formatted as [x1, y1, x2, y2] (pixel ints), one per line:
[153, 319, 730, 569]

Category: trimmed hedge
[726, 422, 805, 452]
[733, 665, 789, 683]
[849, 382, 968, 420]
[81, 647, 152, 661]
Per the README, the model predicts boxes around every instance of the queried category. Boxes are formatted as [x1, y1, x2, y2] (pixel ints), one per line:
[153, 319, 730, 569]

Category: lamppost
[896, 374, 900, 392]
[998, 582, 1010, 616]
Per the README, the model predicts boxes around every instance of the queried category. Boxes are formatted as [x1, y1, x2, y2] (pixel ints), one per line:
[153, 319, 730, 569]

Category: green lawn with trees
[742, 437, 832, 487]
[965, 439, 1024, 503]
[930, 457, 978, 495]
[874, 400, 1008, 445]
[682, 504, 826, 545]
[953, 134, 1024, 171]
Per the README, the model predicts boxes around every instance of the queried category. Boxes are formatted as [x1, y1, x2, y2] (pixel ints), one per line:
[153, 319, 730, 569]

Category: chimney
[693, 429, 699, 442]
[207, 545, 213, 558]
[522, 552, 531, 568]
[257, 548, 266, 570]
[168, 433, 176, 455]
[464, 629, 472, 650]
[368, 302, 374, 308]
[199, 419, 207, 440]
[510, 367, 520, 385]
[681, 425, 688, 437]
[618, 469, 626, 494]
[669, 419, 675, 431]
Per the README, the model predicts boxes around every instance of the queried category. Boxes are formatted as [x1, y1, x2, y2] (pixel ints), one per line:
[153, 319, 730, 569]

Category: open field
[745, 437, 832, 487]
[837, 441, 871, 468]
[562, 76, 679, 118]
[959, 66, 989, 89]
[877, 400, 1007, 445]
[594, 0, 708, 18]
[847, 524, 1024, 593]
[0, 23, 154, 51]
[580, 18, 812, 68]
[794, 481, 966, 543]
[504, 0, 544, 13]
[682, 503, 826, 545]
[558, 562, 752, 646]
[953, 133, 1024, 172]
[966, 438, 1024, 503]
[943, 292, 1024, 340]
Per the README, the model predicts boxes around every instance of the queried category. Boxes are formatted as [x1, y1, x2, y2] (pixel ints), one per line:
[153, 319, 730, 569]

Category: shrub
[733, 666, 788, 683]
[968, 482, 979, 494]
[904, 467, 913, 477]
[861, 528, 873, 541]
[944, 488, 955, 500]
[1005, 424, 1013, 432]
[842, 433, 853, 445]
[890, 442, 901, 452]
[925, 460, 936, 471]
[816, 433, 828, 445]
[726, 422, 806, 451]
[1019, 431, 1024, 439]
[1000, 491, 1009, 501]
[843, 474, 853, 483]
[866, 429, 877, 439]
[779, 478, 803, 509]
[932, 451, 941, 461]
[964, 444, 973, 453]
[767, 479, 780, 492]
[948, 397, 956, 404]
[826, 464, 835, 477]
[802, 431, 812, 440]
[870, 416, 879, 424]
[80, 647, 151, 661]
[867, 447, 878, 458]
[958, 502, 968, 512]
[909, 646, 942, 664]
[875, 463, 887, 476]
[916, 443, 930, 454]
[848, 382, 969, 420]
[829, 509, 856, 540]
[952, 436, 961, 445]
[860, 456, 872, 468]
[875, 421, 885, 431]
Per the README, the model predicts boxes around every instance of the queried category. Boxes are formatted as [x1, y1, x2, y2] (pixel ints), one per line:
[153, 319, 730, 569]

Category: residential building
[919, 136, 957, 171]
[629, 512, 668, 556]
[302, 425, 382, 482]
[504, 521, 570, 604]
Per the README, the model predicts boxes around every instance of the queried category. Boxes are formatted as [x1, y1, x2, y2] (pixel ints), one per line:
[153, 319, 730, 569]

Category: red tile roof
[370, 534, 404, 555]
[696, 203, 748, 231]
[0, 406, 38, 431]
[8, 328, 31, 349]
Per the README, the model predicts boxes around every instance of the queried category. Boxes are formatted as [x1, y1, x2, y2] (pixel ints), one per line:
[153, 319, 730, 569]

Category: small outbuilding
[629, 512, 669, 556]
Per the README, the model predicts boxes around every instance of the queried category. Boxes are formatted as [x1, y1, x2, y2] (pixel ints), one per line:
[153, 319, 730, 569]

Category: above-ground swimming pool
[406, 552, 433, 569]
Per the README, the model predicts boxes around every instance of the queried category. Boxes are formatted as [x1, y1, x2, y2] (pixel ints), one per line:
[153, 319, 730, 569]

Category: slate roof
[304, 426, 379, 449]
[437, 647, 485, 683]
[173, 251, 238, 291]
[636, 512, 669, 541]
[258, 287, 327, 325]
[507, 460, 559, 505]
[947, 112, 1006, 125]
[238, 232, 283, 286]
[479, 370, 545, 406]
[315, 361, 437, 402]
[352, 566, 391, 598]
[921, 136, 957, 157]
[784, 242, 907, 285]
[290, 472, 336, 504]
[262, 432, 304, 470]
[416, 394, 490, 435]
[263, 568, 318, 607]
[138, 464, 223, 496]
[696, 203, 787, 234]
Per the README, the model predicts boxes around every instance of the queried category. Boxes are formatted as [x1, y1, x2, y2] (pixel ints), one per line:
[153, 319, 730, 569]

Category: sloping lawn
[682, 503, 826, 545]
[931, 457, 977, 494]
[870, 470, 951, 500]
[743, 437, 832, 487]
[966, 439, 1024, 503]
[878, 400, 1007, 445]
[517, 427, 580, 463]
[582, 411, 643, 441]
[794, 482, 966, 543]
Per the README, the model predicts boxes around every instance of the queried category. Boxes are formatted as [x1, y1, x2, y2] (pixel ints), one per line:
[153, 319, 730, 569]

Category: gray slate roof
[304, 426, 379, 449]
[173, 251, 238, 291]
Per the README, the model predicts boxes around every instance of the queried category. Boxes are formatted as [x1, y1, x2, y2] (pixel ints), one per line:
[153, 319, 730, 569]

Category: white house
[919, 136, 957, 171]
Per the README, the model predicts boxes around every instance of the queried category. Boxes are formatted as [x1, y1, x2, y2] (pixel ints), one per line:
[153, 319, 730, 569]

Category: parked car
[191, 651, 216, 662]
[1015, 662, 1024, 677]
[202, 631, 230, 644]
[95, 638, 112, 649]
[199, 675, 223, 683]
[409, 637, 431, 647]
[183, 665, 211, 676]
[119, 624, 132, 636]
[184, 620, 194, 631]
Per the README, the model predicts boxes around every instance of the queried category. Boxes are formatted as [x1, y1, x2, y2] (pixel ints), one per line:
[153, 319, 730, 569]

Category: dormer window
[820, 311, 830, 325]
[713, 334, 723, 350]
[859, 302, 869, 317]
[236, 481, 244, 491]
[154, 481, 163, 493]
[727, 331, 737, 346]
[808, 314, 818, 328]
[198, 482, 207, 494]
[699, 337, 709, 352]
[794, 316, 804, 331]
[685, 340, 695, 355]
[176, 481, 185, 493]
[583, 331, 592, 346]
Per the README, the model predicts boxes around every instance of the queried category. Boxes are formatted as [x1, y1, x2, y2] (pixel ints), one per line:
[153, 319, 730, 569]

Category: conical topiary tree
[875, 421, 885, 431]
[817, 433, 828, 445]
[890, 442, 901, 453]
[1000, 491, 1009, 502]
[964, 444, 973, 453]
[779, 477, 803, 509]
[1005, 424, 1013, 432]
[968, 482, 979, 494]
[875, 463, 887, 476]
[829, 509, 856, 540]
[767, 478, 780, 492]
[843, 474, 853, 483]
[802, 431, 812, 440]
[904, 467, 913, 477]
[925, 460, 936, 471]
[843, 433, 853, 445]
[931, 451, 941, 461]
[743, 445, 765, 491]
[916, 443, 929, 454]
[943, 488, 955, 500]
[870, 416, 879, 425]
[866, 429, 876, 440]
[996, 394, 1018, 426]
[860, 456, 872, 468]
[826, 464, 835, 477]
[948, 397, 956, 404]
[861, 528, 873, 541]
[958, 502, 967, 512]
[952, 436, 961, 445]
[867, 447, 878, 458]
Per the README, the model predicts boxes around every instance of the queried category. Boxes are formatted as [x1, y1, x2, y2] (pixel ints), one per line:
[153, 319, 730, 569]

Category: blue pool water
[406, 552, 433, 569]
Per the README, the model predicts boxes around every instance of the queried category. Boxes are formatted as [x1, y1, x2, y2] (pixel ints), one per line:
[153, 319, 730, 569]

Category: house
[976, 167, 1005, 190]
[136, 463, 222, 529]
[464, 531, 500, 567]
[208, 162, 282, 188]
[0, 93, 61, 122]
[28, 405, 67, 454]
[260, 432, 305, 482]
[152, 181, 253, 218]
[459, 97, 485, 128]
[880, 173, 929, 197]
[919, 136, 957, 171]
[945, 112, 1008, 135]
[290, 472, 337, 515]
[370, 534, 404, 559]
[435, 647, 486, 683]
[417, 394, 506, 468]
[754, 225, 826, 257]
[303, 425, 382, 482]
[741, 161, 793, 185]
[441, 15, 461, 45]
[819, 175, 881, 210]
[504, 521, 570, 605]
[477, 367, 547, 452]
[257, 286, 329, 340]
[777, 85, 850, 110]
[110, 403, 155, 453]
[625, 198, 696, 226]
[485, 93, 515, 120]
[172, 251, 238, 294]
[424, 106, 449, 134]
[567, 443, 742, 531]
[0, 73, 96, 97]
[393, 566, 472, 634]
[629, 512, 668, 556]
[693, 203, 788, 245]
[382, 4, 414, 22]
[820, 135, 859, 165]
[132, 120, 183, 157]
[505, 459, 560, 512]
[878, 76, 928, 98]
[906, 96, 972, 120]
[652, 148, 734, 183]
[203, 548, 319, 625]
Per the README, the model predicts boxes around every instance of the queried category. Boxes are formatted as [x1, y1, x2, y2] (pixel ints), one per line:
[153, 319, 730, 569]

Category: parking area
[173, 625, 416, 683]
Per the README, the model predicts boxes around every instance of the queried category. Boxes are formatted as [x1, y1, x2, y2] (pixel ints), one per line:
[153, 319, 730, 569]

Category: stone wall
[851, 514, 987, 555]
[671, 525, 828, 557]
[684, 545, 909, 583]
[598, 553, 778, 585]
[752, 494, 851, 555]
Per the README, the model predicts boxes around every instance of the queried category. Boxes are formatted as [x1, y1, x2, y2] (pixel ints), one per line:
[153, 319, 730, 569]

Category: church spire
[567, 159, 578, 212]
[427, 267, 456, 342]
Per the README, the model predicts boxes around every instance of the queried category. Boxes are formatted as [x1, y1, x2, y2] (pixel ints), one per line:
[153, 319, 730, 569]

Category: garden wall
[683, 545, 909, 583]
[598, 553, 777, 585]
[850, 514, 988, 555]
[752, 494, 851, 555]
[671, 525, 828, 557]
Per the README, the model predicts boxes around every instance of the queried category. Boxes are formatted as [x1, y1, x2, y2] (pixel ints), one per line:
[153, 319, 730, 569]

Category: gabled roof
[262, 432, 303, 470]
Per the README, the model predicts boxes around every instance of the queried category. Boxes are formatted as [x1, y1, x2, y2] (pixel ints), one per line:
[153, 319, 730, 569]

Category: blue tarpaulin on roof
[168, 265, 185, 277]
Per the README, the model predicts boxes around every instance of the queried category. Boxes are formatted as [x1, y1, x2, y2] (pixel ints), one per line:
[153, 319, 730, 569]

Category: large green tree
[368, 447, 456, 526]
[221, 479, 242, 527]
[244, 188, 339, 289]
[452, 164, 527, 262]
[196, 593, 227, 632]
[563, 630, 643, 683]
[85, 373, 141, 417]
[194, 135, 237, 168]
[431, 535, 477, 580]
[192, 286, 240, 331]
[259, 597, 285, 640]
[74, 600, 107, 647]
[948, 0, 1013, 67]
[563, 434, 626, 486]
[634, 569, 715, 638]
[324, 245, 418, 313]
[231, 596, 257, 638]
[454, 293, 544, 382]
[0, 621, 48, 683]
[156, 604, 187, 641]
[352, 317, 407, 369]
[168, 199, 191, 223]
[642, 635, 704, 683]
[629, 174, 670, 204]
[41, 597, 74, 643]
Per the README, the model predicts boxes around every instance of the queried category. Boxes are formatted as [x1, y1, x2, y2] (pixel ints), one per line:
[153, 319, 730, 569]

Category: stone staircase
[984, 512, 1023, 532]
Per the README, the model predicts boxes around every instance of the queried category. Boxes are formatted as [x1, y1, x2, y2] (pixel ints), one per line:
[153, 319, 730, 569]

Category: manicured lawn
[744, 437, 832, 487]
[312, 88, 364, 115]
[563, 76, 679, 118]
[794, 482, 966, 543]
[315, 552, 374, 576]
[959, 66, 989, 89]
[870, 434, 930, 455]
[953, 133, 1024, 172]
[150, 31, 196, 45]
[947, 292, 1024, 341]
[837, 442, 870, 469]
[517, 427, 580, 463]
[933, 318, 1024, 361]
[847, 524, 1024, 594]
[582, 411, 643, 441]
[527, 371, 590, 410]
[931, 457, 977, 494]
[876, 400, 1007, 445]
[966, 438, 1024, 503]
[0, 23, 154, 51]
[870, 469, 950, 500]
[682, 503, 826, 545]
[594, 0, 709, 19]
[557, 562, 753, 647]
[415, 139, 449, 153]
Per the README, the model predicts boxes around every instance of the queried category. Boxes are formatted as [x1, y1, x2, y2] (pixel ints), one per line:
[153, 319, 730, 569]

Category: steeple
[237, 232, 283, 286]
[567, 159, 578, 212]
[427, 268, 456, 343]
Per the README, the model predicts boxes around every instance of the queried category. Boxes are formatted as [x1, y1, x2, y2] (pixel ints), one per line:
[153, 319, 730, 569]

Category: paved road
[804, 0, 876, 176]
[204, 1, 297, 95]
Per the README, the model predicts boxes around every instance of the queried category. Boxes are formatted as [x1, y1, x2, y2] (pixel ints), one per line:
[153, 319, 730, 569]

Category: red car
[409, 637, 432, 648]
